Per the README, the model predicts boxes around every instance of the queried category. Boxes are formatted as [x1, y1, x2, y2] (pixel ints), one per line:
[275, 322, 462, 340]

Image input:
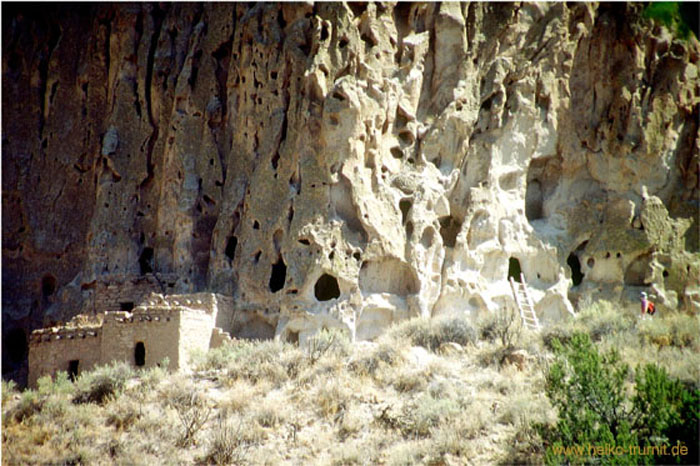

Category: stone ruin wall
[28, 326, 102, 388]
[27, 291, 236, 387]
[78, 273, 179, 315]
[4, 3, 699, 384]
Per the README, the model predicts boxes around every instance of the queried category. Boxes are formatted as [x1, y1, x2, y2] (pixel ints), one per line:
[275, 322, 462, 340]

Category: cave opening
[399, 199, 411, 224]
[508, 257, 522, 283]
[624, 254, 651, 286]
[5, 328, 27, 365]
[269, 256, 287, 293]
[225, 236, 238, 261]
[314, 273, 340, 301]
[285, 330, 299, 345]
[567, 253, 584, 286]
[42, 274, 57, 298]
[139, 247, 154, 275]
[439, 216, 461, 248]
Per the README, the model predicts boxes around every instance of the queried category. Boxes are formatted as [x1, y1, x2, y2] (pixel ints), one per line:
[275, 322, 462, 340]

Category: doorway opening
[134, 342, 146, 367]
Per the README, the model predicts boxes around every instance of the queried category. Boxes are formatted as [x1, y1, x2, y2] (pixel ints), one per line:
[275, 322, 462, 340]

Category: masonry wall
[28, 328, 102, 387]
[80, 273, 179, 315]
[100, 309, 181, 369]
[178, 310, 216, 371]
[27, 292, 235, 385]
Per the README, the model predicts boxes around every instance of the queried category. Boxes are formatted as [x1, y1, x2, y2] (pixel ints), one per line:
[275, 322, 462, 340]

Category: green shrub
[634, 365, 700, 464]
[10, 390, 43, 422]
[202, 416, 254, 465]
[638, 313, 700, 349]
[541, 332, 700, 465]
[401, 394, 460, 438]
[391, 315, 477, 352]
[37, 371, 74, 397]
[73, 361, 133, 405]
[478, 306, 523, 348]
[306, 327, 351, 364]
[575, 301, 635, 342]
[166, 383, 212, 447]
[106, 398, 141, 431]
[349, 342, 404, 376]
[2, 379, 18, 406]
[644, 2, 694, 40]
[198, 339, 304, 385]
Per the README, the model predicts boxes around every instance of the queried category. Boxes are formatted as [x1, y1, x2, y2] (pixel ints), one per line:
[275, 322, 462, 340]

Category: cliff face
[3, 3, 699, 382]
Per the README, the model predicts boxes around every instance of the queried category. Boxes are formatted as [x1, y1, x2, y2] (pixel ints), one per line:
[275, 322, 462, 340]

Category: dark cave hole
[134, 342, 146, 367]
[314, 273, 340, 301]
[439, 216, 461, 248]
[42, 274, 57, 298]
[269, 256, 287, 293]
[399, 198, 412, 224]
[139, 247, 154, 275]
[567, 253, 584, 286]
[286, 330, 299, 345]
[5, 328, 27, 365]
[508, 257, 522, 283]
[225, 236, 238, 261]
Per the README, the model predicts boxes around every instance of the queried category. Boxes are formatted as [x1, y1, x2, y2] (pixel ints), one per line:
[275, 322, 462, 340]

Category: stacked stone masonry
[28, 291, 234, 387]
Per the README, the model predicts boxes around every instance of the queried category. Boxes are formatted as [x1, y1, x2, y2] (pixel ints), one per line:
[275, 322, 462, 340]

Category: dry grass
[3, 305, 697, 465]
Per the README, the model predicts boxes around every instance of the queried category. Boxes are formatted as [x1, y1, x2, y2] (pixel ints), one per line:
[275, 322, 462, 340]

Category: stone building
[28, 292, 236, 387]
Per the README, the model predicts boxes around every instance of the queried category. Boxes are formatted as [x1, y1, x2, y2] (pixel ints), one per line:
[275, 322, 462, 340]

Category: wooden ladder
[509, 273, 541, 331]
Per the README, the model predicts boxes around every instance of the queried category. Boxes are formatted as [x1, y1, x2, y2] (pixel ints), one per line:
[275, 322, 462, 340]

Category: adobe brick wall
[27, 291, 238, 387]
[179, 310, 216, 370]
[209, 327, 232, 349]
[28, 328, 102, 387]
[100, 309, 182, 370]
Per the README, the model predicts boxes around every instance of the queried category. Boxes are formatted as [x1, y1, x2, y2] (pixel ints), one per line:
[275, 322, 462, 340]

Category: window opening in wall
[120, 302, 134, 311]
[134, 342, 146, 367]
[139, 247, 154, 274]
[68, 360, 79, 381]
[269, 256, 287, 292]
[508, 257, 522, 283]
[314, 273, 340, 301]
[567, 253, 584, 286]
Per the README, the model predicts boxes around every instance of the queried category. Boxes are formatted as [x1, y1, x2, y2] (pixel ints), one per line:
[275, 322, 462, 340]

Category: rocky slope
[3, 2, 699, 383]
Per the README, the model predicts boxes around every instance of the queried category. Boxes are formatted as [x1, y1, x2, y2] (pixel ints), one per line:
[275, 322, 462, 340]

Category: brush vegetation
[2, 304, 699, 465]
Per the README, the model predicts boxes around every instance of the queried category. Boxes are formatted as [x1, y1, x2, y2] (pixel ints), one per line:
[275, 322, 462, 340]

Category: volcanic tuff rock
[3, 3, 699, 382]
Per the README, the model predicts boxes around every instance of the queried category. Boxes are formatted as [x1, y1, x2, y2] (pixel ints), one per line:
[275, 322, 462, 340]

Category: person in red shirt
[640, 291, 655, 316]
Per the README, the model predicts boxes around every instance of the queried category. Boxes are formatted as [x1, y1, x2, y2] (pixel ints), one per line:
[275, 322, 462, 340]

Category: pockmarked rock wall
[4, 3, 699, 382]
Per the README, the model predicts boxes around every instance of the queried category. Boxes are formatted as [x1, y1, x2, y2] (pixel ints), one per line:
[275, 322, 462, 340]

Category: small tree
[542, 332, 700, 465]
[543, 333, 637, 465]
